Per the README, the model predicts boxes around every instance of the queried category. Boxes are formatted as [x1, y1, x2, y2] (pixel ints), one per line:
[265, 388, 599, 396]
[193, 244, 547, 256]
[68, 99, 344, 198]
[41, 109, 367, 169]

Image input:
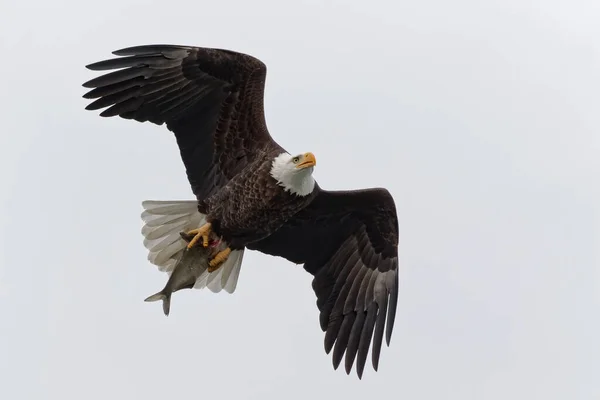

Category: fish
[144, 231, 221, 316]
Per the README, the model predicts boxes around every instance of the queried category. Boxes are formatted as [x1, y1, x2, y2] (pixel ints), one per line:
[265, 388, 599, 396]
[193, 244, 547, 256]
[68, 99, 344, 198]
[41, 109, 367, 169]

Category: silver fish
[144, 232, 219, 316]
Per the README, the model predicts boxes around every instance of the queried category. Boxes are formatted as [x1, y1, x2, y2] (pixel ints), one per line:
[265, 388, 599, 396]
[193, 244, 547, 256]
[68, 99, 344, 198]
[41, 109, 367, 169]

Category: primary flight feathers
[83, 44, 400, 378]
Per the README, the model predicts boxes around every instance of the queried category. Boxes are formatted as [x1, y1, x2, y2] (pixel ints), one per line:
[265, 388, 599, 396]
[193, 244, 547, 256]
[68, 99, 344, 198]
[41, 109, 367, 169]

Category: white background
[1, 0, 598, 399]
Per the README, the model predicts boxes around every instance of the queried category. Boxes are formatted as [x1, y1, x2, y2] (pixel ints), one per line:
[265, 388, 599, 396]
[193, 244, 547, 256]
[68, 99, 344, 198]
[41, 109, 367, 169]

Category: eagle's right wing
[83, 44, 282, 202]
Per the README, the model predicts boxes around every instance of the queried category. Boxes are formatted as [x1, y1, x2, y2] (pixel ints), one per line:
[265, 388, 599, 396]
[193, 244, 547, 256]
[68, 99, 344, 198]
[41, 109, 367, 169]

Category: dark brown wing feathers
[83, 44, 281, 201]
[83, 45, 399, 378]
[248, 187, 399, 378]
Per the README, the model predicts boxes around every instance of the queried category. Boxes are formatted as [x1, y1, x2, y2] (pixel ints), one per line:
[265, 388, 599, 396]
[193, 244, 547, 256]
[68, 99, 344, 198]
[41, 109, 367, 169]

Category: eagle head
[270, 152, 317, 196]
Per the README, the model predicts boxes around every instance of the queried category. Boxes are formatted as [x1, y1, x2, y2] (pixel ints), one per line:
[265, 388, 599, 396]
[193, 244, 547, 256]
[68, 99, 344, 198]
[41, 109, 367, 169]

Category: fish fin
[144, 291, 172, 316]
[179, 231, 194, 243]
[140, 200, 206, 273]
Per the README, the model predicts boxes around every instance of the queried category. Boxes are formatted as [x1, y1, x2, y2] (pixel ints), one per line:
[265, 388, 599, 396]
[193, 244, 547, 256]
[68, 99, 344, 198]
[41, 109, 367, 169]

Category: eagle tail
[140, 200, 244, 293]
[193, 247, 245, 294]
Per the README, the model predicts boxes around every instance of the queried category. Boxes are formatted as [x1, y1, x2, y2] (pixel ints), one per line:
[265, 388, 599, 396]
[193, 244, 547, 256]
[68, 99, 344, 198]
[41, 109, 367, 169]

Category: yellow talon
[186, 222, 212, 249]
[208, 247, 232, 272]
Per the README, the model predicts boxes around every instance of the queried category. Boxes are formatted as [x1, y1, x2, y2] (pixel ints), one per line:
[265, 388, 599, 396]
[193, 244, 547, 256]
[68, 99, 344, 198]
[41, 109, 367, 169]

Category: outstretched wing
[247, 187, 399, 378]
[83, 44, 282, 201]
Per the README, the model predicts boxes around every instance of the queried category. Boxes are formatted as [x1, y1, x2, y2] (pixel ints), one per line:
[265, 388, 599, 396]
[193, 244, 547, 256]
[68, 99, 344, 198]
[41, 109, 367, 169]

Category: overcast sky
[1, 0, 598, 399]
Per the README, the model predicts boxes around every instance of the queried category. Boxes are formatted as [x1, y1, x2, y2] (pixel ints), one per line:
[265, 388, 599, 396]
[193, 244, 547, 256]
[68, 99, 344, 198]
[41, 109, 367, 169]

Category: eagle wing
[83, 44, 282, 201]
[247, 187, 400, 378]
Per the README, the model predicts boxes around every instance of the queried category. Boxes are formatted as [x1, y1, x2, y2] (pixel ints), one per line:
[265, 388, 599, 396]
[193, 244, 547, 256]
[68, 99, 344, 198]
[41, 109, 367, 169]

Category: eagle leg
[208, 247, 232, 272]
[185, 223, 212, 249]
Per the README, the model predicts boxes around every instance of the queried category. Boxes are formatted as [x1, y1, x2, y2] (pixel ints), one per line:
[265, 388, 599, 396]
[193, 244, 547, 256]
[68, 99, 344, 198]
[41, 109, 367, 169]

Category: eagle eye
[292, 156, 300, 163]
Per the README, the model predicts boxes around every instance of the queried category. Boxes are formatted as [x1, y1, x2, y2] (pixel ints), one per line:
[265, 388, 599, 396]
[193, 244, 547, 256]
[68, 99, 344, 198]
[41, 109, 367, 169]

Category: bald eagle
[83, 44, 399, 378]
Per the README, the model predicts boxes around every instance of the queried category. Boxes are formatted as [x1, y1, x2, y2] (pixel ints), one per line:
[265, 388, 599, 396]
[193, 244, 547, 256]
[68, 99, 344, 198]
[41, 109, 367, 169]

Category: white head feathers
[269, 152, 316, 196]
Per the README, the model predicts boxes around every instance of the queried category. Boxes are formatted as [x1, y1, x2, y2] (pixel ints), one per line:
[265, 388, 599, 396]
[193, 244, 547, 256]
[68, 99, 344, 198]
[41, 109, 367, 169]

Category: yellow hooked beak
[297, 152, 317, 169]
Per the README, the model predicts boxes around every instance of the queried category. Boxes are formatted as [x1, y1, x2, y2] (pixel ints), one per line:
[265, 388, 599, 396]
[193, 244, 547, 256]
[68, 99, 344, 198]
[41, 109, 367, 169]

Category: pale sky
[1, 0, 599, 399]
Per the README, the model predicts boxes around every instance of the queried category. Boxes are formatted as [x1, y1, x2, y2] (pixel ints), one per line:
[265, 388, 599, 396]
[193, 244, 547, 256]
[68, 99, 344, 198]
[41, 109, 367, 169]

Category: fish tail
[144, 291, 172, 316]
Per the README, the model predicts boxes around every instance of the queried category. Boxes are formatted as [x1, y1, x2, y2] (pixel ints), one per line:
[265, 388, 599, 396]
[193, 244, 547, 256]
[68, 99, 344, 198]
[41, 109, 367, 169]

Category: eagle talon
[186, 223, 212, 249]
[208, 247, 232, 272]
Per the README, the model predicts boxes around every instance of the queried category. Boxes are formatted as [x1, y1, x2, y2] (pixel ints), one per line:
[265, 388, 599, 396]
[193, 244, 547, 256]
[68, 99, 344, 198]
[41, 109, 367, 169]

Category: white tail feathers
[141, 200, 202, 272]
[140, 200, 244, 294]
[194, 248, 245, 294]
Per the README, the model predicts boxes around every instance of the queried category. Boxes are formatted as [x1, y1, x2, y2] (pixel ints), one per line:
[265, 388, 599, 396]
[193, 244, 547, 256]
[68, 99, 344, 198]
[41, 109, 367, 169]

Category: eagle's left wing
[247, 187, 400, 378]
